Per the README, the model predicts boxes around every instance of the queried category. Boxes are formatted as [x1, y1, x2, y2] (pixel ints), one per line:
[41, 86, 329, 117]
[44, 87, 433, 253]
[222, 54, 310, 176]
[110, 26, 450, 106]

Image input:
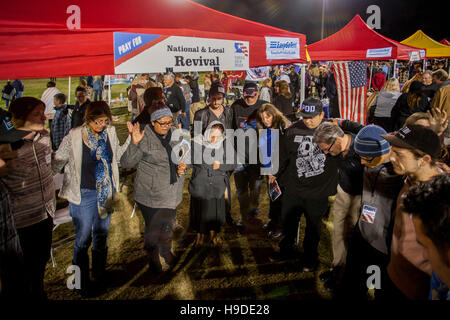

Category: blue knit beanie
[354, 125, 390, 157]
[150, 106, 173, 122]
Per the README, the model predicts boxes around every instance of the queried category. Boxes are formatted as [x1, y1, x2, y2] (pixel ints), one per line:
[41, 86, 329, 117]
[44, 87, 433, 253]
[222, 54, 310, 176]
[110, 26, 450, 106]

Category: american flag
[235, 42, 249, 57]
[332, 61, 367, 124]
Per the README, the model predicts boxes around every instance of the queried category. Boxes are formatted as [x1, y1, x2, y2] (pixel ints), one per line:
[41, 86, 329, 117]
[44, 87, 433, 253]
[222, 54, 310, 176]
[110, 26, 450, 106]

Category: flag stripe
[332, 61, 367, 124]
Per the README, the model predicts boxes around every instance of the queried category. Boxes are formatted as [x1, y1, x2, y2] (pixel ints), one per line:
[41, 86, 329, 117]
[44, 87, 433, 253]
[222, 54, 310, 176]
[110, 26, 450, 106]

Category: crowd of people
[0, 59, 449, 301]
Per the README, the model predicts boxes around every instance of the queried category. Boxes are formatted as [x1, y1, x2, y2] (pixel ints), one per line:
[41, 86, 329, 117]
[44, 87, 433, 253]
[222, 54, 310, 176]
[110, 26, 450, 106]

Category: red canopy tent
[307, 15, 421, 61]
[440, 39, 450, 46]
[0, 0, 306, 79]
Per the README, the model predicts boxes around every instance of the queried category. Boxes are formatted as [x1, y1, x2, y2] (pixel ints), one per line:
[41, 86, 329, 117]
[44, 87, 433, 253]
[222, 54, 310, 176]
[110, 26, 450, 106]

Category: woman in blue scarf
[53, 101, 130, 297]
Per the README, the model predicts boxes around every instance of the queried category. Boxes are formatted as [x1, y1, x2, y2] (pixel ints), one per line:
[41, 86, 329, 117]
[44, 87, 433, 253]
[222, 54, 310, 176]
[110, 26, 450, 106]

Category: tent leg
[68, 76, 71, 105]
[368, 62, 373, 91]
[393, 59, 397, 78]
[300, 64, 306, 106]
[108, 75, 111, 106]
[423, 58, 426, 72]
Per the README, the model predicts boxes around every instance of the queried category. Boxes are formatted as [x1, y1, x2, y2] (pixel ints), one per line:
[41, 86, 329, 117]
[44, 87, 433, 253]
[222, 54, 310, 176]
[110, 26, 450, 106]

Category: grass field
[9, 78, 339, 300]
[0, 77, 129, 109]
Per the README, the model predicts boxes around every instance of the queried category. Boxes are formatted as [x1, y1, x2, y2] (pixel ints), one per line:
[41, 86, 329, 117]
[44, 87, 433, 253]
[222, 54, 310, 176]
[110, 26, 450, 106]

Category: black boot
[92, 247, 108, 287]
[146, 246, 162, 275]
[73, 250, 93, 298]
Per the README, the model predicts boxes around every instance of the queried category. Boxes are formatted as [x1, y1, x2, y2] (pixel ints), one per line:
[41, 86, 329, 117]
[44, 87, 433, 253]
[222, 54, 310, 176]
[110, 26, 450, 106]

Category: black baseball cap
[209, 82, 226, 97]
[297, 98, 323, 118]
[243, 82, 259, 97]
[381, 125, 441, 159]
[0, 108, 30, 144]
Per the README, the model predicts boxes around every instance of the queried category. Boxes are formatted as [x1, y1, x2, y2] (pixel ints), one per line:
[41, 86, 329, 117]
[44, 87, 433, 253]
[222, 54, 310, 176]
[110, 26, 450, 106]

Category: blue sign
[114, 33, 161, 60]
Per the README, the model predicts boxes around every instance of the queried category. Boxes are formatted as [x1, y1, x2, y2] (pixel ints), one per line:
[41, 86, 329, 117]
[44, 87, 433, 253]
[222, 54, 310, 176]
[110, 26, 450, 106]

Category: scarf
[83, 126, 114, 218]
[151, 125, 178, 185]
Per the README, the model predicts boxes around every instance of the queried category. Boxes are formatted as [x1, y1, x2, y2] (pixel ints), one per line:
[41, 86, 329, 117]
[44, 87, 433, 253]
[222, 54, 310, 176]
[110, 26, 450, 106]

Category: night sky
[193, 0, 448, 44]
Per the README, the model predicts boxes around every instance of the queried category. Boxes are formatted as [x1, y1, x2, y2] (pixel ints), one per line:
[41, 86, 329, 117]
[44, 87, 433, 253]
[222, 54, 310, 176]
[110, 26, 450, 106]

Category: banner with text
[366, 47, 392, 58]
[114, 32, 249, 74]
[265, 37, 300, 60]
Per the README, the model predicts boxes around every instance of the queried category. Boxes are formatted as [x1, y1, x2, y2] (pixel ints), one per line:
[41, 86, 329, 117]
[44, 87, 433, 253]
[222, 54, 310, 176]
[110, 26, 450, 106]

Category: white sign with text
[114, 33, 249, 73]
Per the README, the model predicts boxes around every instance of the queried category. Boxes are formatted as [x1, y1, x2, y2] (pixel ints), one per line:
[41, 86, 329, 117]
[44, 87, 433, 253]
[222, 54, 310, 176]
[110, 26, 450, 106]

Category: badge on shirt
[361, 205, 377, 224]
[45, 152, 52, 165]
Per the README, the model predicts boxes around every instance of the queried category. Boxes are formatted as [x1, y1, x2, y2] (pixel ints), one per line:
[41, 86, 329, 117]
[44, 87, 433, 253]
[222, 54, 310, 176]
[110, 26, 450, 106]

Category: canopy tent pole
[68, 76, 71, 104]
[300, 64, 306, 106]
[368, 62, 373, 91]
[393, 59, 397, 78]
[108, 75, 111, 105]
[423, 58, 426, 72]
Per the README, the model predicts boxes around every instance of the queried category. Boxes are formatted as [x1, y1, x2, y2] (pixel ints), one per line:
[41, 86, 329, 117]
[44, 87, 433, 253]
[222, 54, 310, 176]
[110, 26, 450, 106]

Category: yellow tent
[401, 30, 450, 58]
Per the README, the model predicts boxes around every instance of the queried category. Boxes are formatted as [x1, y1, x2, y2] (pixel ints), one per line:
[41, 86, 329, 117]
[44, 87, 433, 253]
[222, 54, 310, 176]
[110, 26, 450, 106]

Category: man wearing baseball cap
[0, 108, 30, 298]
[230, 82, 269, 221]
[269, 98, 338, 272]
[379, 125, 444, 299]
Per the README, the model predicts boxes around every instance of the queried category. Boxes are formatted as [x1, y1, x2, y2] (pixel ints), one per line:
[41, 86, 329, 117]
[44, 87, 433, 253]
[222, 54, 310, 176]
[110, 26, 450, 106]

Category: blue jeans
[69, 189, 111, 277]
[94, 89, 102, 101]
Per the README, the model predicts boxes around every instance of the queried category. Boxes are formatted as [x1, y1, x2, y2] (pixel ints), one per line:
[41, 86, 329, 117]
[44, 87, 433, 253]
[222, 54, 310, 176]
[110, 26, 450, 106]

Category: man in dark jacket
[230, 82, 268, 221]
[71, 86, 91, 129]
[289, 66, 300, 104]
[326, 71, 340, 118]
[270, 98, 338, 272]
[192, 82, 232, 135]
[163, 72, 186, 129]
[313, 121, 365, 292]
[11, 80, 24, 99]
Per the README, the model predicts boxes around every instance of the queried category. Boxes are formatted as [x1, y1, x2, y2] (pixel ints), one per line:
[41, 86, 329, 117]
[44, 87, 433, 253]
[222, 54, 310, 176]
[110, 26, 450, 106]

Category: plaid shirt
[0, 181, 22, 260]
[51, 104, 71, 151]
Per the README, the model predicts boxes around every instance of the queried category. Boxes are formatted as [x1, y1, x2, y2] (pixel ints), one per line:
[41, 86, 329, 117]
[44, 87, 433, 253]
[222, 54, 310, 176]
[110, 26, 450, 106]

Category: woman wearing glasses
[121, 102, 188, 276]
[52, 101, 130, 297]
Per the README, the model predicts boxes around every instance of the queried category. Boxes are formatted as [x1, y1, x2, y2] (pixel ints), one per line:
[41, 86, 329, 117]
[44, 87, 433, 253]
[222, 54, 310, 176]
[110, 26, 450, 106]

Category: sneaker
[319, 269, 334, 282]
[248, 208, 260, 218]
[324, 277, 337, 293]
[268, 231, 282, 239]
[301, 260, 319, 272]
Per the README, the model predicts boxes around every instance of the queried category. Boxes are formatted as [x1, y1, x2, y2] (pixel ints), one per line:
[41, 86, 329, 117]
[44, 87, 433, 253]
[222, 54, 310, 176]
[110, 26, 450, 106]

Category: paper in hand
[269, 179, 282, 202]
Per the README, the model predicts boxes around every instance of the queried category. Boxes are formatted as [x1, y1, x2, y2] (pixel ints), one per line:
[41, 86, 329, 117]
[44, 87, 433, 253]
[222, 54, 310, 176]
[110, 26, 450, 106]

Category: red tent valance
[0, 0, 306, 79]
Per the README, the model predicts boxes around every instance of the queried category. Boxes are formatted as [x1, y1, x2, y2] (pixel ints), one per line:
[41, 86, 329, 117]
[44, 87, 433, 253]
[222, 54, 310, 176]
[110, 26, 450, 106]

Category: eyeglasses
[76, 94, 86, 98]
[93, 119, 109, 125]
[323, 139, 336, 154]
[155, 119, 173, 127]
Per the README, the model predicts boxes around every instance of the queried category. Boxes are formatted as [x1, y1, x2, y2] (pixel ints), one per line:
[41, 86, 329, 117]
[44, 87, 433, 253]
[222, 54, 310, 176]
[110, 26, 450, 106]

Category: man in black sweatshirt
[269, 98, 338, 272]
[163, 72, 186, 129]
[230, 82, 268, 221]
[71, 86, 91, 129]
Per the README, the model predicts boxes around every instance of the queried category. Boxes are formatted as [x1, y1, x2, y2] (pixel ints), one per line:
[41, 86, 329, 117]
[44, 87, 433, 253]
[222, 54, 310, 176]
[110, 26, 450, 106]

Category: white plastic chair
[50, 173, 74, 267]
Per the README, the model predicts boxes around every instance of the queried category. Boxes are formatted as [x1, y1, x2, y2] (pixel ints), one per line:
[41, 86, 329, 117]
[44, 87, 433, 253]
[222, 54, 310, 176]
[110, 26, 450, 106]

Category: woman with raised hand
[52, 101, 130, 297]
[121, 102, 187, 276]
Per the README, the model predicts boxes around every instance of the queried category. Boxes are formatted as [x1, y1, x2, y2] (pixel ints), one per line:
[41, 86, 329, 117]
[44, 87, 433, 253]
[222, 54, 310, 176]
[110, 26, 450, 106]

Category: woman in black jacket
[254, 103, 291, 238]
[273, 80, 295, 121]
[391, 81, 429, 131]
